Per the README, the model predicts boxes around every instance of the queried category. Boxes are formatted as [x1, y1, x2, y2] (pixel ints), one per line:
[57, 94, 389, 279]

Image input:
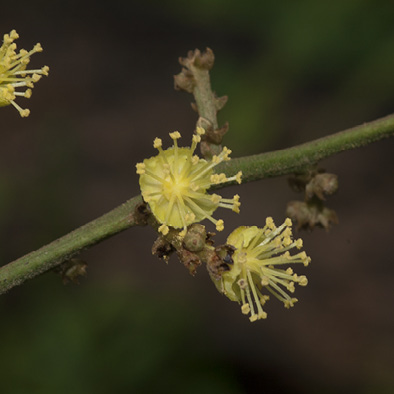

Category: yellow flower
[215, 218, 310, 322]
[136, 128, 242, 236]
[0, 30, 49, 117]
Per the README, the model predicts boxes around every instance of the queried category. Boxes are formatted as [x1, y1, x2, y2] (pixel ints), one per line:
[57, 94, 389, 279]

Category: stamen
[153, 138, 162, 149]
[136, 163, 146, 174]
[196, 127, 205, 135]
[158, 224, 169, 235]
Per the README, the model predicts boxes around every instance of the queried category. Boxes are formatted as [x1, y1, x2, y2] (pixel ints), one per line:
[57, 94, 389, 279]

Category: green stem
[192, 65, 219, 130]
[1, 114, 394, 295]
[218, 113, 394, 182]
[0, 196, 143, 294]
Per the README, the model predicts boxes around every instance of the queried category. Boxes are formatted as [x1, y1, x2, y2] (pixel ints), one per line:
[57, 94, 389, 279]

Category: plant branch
[174, 48, 229, 157]
[1, 113, 394, 295]
[0, 196, 144, 294]
[218, 113, 394, 183]
[2, 45, 394, 295]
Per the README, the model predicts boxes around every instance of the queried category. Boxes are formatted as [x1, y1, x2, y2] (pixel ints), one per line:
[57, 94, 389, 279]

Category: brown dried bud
[206, 122, 229, 145]
[179, 48, 215, 71]
[174, 67, 195, 93]
[215, 95, 228, 111]
[206, 244, 236, 280]
[152, 236, 175, 261]
[134, 200, 150, 226]
[177, 249, 202, 276]
[286, 200, 338, 231]
[200, 140, 222, 159]
[305, 173, 338, 200]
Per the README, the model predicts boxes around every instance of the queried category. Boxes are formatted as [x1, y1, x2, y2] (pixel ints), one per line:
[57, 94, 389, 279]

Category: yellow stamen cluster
[215, 218, 310, 322]
[136, 127, 242, 236]
[0, 30, 49, 117]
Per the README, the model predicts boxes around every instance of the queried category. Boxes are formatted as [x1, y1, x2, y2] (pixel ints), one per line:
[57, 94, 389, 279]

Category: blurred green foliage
[0, 279, 242, 394]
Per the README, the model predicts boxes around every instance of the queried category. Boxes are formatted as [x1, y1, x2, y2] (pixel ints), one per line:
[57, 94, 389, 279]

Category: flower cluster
[137, 127, 242, 236]
[136, 128, 310, 322]
[0, 29, 49, 117]
[214, 218, 310, 322]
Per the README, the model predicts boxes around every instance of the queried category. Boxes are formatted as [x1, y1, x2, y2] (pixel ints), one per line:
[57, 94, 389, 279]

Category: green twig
[174, 48, 228, 157]
[2, 46, 394, 295]
[1, 114, 394, 294]
[218, 113, 394, 183]
[0, 196, 143, 294]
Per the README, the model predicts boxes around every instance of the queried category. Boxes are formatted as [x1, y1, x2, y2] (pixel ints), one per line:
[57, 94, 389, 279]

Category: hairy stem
[218, 113, 394, 183]
[1, 114, 394, 294]
[0, 196, 143, 294]
[175, 48, 228, 157]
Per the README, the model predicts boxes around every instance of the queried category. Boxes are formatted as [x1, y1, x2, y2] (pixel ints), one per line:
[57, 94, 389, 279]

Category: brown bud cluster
[287, 170, 339, 231]
[151, 222, 236, 279]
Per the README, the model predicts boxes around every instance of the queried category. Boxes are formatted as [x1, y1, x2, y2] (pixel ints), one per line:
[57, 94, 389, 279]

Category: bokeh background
[1, 1, 394, 393]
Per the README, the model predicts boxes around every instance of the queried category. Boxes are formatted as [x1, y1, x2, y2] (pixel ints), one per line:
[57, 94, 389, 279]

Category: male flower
[0, 30, 49, 117]
[136, 128, 242, 236]
[214, 218, 310, 322]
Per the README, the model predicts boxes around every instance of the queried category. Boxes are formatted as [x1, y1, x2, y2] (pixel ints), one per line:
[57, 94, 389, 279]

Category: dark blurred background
[1, 1, 394, 393]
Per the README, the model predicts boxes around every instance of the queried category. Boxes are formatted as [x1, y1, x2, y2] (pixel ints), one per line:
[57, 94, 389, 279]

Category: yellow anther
[287, 282, 295, 293]
[211, 194, 221, 204]
[20, 108, 30, 117]
[192, 134, 201, 143]
[33, 43, 43, 52]
[215, 219, 224, 232]
[241, 303, 250, 315]
[169, 131, 181, 140]
[191, 155, 199, 165]
[136, 162, 146, 174]
[158, 224, 169, 235]
[284, 298, 298, 309]
[196, 127, 205, 135]
[153, 138, 162, 149]
[266, 217, 274, 228]
[235, 171, 242, 184]
[31, 74, 41, 83]
[298, 276, 308, 286]
[41, 66, 49, 75]
[260, 295, 270, 305]
[211, 155, 220, 164]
